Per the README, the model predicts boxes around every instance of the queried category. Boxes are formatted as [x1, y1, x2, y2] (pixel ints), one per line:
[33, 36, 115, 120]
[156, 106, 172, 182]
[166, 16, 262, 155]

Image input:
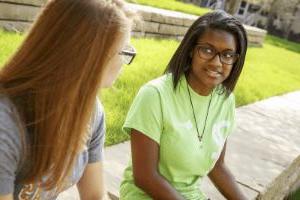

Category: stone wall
[0, 0, 46, 32]
[257, 156, 300, 200]
[129, 3, 267, 46]
[0, 1, 267, 46]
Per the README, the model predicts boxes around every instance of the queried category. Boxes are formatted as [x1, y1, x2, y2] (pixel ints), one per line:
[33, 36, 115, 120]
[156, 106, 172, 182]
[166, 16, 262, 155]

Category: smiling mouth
[206, 69, 221, 78]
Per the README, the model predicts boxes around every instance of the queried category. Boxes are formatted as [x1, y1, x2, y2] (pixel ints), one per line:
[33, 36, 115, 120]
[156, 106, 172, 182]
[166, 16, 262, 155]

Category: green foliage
[0, 29, 23, 66]
[126, 0, 210, 16]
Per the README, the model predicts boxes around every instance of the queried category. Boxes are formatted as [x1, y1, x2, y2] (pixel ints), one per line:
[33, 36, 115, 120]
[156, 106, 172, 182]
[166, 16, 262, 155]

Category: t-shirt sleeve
[123, 85, 163, 144]
[0, 105, 22, 195]
[88, 98, 105, 163]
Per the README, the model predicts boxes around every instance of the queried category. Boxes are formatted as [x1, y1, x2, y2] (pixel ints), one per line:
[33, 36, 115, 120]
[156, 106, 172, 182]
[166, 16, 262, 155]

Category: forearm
[208, 164, 247, 200]
[134, 172, 185, 200]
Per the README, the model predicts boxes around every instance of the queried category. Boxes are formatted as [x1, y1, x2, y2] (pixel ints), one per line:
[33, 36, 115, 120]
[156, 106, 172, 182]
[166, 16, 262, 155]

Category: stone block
[2, 0, 46, 7]
[183, 18, 196, 27]
[159, 24, 188, 36]
[0, 2, 41, 22]
[137, 10, 152, 21]
[151, 13, 165, 24]
[133, 21, 159, 33]
[0, 20, 32, 32]
[145, 32, 178, 40]
[165, 16, 184, 26]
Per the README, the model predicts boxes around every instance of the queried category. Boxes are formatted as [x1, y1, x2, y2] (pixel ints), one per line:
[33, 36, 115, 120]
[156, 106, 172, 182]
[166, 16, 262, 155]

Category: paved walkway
[57, 91, 300, 200]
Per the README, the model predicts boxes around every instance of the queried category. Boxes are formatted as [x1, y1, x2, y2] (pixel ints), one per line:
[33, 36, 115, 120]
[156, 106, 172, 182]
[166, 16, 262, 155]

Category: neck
[186, 74, 213, 96]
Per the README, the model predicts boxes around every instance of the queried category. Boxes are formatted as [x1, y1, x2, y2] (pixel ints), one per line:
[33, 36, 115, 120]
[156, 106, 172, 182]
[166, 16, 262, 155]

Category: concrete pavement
[57, 91, 300, 200]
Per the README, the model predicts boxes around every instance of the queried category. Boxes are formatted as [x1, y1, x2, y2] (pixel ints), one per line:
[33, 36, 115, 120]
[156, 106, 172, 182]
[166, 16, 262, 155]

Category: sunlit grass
[1, 30, 300, 145]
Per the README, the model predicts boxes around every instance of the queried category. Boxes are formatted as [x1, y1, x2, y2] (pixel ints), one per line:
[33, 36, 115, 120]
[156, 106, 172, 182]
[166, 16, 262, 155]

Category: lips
[205, 69, 221, 78]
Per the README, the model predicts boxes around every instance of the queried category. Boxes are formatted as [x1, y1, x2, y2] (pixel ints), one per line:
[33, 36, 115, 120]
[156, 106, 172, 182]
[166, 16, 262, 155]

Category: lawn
[1, 30, 300, 146]
[126, 0, 210, 16]
[102, 36, 300, 145]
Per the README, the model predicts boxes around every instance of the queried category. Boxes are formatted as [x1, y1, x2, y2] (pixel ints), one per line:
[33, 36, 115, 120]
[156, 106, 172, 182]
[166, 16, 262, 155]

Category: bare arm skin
[77, 162, 105, 200]
[131, 129, 185, 200]
[208, 142, 247, 200]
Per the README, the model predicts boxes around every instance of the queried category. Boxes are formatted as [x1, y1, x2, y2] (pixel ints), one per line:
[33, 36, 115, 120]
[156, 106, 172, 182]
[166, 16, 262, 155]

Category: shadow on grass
[285, 187, 300, 200]
[265, 35, 300, 54]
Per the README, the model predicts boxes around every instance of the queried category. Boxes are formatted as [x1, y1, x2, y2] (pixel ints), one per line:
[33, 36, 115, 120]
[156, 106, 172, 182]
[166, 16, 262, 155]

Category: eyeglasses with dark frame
[119, 45, 136, 65]
[195, 43, 239, 65]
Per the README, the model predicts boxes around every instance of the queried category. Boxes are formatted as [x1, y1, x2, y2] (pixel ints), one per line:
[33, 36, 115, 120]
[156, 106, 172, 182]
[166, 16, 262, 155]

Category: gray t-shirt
[0, 95, 105, 199]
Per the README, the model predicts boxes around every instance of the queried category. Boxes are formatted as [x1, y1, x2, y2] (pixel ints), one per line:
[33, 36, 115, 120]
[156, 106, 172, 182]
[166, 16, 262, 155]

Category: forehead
[196, 28, 237, 51]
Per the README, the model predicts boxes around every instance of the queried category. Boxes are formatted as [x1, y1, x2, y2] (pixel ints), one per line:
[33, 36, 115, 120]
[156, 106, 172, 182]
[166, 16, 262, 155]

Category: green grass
[126, 0, 210, 16]
[101, 39, 178, 145]
[288, 188, 300, 199]
[0, 30, 23, 66]
[103, 35, 300, 145]
[235, 35, 300, 105]
[1, 30, 300, 146]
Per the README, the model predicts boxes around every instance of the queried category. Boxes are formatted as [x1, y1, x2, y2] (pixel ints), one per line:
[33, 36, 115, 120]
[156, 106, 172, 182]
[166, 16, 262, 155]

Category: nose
[209, 53, 222, 68]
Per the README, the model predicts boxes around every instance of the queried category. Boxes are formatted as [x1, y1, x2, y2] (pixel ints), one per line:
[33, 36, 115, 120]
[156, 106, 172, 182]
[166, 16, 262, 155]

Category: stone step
[58, 91, 300, 200]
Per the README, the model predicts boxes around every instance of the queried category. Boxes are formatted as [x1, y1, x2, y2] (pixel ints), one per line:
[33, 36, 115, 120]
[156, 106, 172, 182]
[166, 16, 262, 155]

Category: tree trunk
[224, 0, 242, 15]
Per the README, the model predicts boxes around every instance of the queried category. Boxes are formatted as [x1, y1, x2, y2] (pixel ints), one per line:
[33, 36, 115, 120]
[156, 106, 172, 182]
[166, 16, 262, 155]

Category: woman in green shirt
[120, 10, 248, 200]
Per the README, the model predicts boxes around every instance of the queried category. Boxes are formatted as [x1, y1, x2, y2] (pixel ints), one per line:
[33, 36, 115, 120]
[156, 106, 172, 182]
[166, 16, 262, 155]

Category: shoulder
[139, 74, 173, 96]
[0, 95, 22, 133]
[0, 95, 23, 176]
[0, 94, 15, 113]
[214, 87, 235, 105]
[90, 97, 105, 135]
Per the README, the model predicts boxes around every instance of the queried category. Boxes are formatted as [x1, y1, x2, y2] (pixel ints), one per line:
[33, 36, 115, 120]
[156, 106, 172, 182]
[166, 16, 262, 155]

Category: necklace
[186, 81, 213, 143]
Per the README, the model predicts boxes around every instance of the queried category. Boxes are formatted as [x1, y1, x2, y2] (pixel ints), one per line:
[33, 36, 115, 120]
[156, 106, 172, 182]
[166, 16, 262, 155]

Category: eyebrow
[196, 42, 236, 52]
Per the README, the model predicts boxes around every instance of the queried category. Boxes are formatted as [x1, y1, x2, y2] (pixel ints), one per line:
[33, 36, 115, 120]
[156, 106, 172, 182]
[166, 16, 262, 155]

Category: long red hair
[0, 0, 134, 190]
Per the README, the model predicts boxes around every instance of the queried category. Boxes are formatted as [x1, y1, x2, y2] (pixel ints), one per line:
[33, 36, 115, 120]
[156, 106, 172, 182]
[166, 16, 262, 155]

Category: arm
[0, 194, 13, 200]
[77, 162, 105, 200]
[131, 129, 185, 200]
[208, 142, 247, 200]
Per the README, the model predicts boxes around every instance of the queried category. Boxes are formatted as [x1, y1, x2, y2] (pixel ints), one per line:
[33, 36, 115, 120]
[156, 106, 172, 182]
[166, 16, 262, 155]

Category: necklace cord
[186, 81, 213, 142]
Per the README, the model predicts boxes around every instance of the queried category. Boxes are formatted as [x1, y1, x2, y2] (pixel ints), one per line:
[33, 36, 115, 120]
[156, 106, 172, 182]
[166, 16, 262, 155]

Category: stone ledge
[0, 19, 31, 32]
[0, 2, 267, 46]
[0, 2, 41, 22]
[127, 3, 267, 46]
[257, 156, 300, 199]
[127, 3, 197, 27]
[0, 0, 46, 7]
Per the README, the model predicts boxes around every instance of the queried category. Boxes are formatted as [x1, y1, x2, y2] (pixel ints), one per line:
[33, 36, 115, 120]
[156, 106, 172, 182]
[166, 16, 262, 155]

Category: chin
[204, 78, 222, 89]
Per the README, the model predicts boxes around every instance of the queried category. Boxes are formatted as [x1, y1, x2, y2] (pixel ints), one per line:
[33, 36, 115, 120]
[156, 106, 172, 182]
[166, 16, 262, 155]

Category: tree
[266, 0, 300, 39]
[224, 0, 242, 15]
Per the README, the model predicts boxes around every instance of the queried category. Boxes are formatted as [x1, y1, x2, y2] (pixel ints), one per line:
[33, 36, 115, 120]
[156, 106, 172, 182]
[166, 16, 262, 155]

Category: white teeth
[206, 70, 221, 77]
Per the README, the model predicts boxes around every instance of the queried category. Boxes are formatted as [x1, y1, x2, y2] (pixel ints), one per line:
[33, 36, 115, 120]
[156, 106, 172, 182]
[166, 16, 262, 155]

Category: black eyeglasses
[119, 45, 136, 65]
[195, 44, 239, 65]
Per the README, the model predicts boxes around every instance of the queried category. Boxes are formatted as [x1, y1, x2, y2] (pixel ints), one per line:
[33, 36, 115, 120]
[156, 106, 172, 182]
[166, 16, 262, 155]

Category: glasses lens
[196, 45, 238, 65]
[197, 46, 215, 60]
[220, 52, 238, 64]
[120, 45, 136, 65]
[122, 54, 133, 65]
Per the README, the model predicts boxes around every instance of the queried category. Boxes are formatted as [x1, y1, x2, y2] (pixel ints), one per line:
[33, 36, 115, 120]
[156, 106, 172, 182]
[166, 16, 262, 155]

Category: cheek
[223, 66, 233, 78]
[226, 65, 233, 73]
[110, 56, 122, 73]
[191, 57, 205, 71]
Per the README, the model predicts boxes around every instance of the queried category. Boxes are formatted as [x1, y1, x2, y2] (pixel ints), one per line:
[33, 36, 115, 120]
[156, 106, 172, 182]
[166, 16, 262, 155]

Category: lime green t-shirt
[120, 74, 236, 200]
